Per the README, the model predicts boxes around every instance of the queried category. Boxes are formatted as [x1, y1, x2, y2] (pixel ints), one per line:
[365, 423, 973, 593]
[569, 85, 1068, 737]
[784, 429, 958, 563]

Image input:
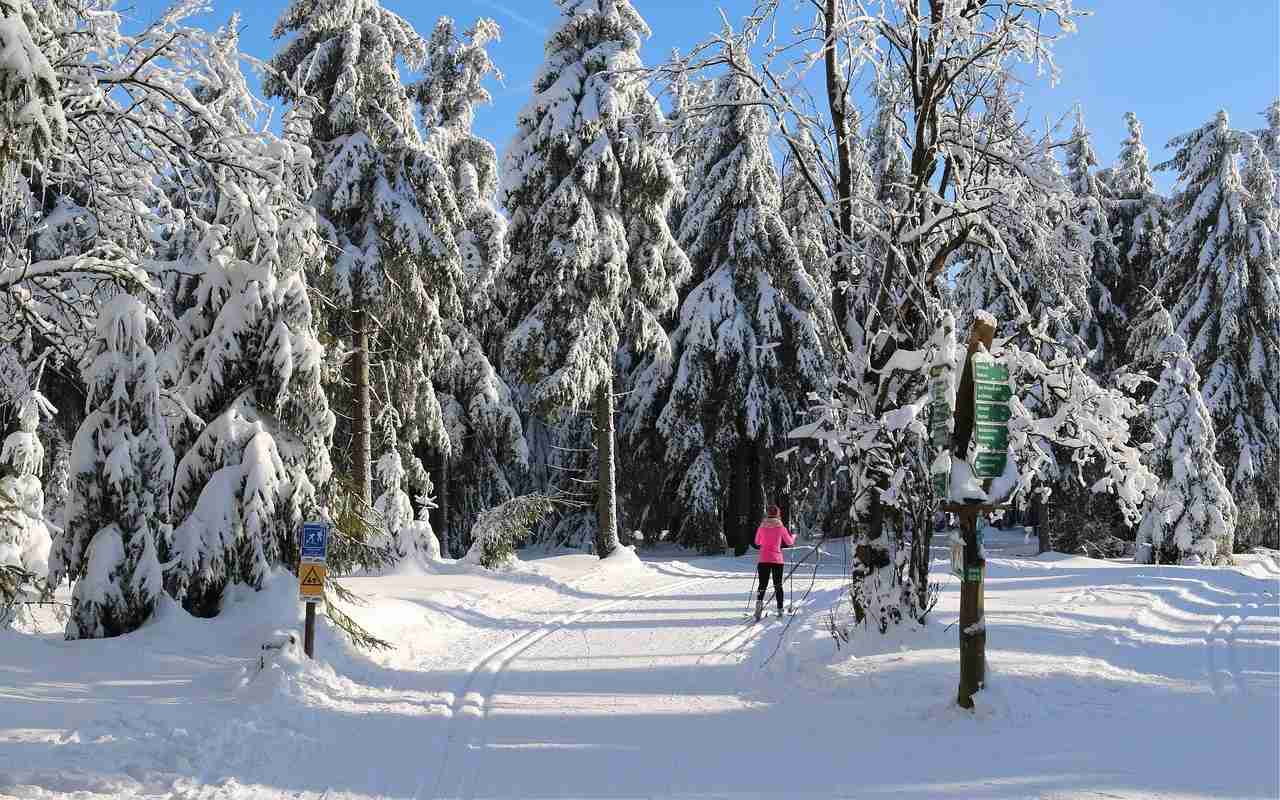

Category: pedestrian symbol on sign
[301, 521, 329, 562]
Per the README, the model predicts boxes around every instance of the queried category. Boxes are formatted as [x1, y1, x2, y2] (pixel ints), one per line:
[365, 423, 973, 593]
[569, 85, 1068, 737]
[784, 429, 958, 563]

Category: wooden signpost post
[940, 316, 1014, 710]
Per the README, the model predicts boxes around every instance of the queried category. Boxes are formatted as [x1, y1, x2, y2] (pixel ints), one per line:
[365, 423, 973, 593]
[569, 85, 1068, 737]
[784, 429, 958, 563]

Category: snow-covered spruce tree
[626, 64, 832, 554]
[1155, 110, 1280, 549]
[1067, 107, 1124, 370]
[1135, 333, 1237, 564]
[0, 384, 55, 628]
[1240, 132, 1280, 547]
[50, 295, 172, 639]
[416, 16, 528, 552]
[500, 0, 688, 558]
[157, 27, 338, 615]
[1106, 112, 1168, 332]
[266, 0, 454, 520]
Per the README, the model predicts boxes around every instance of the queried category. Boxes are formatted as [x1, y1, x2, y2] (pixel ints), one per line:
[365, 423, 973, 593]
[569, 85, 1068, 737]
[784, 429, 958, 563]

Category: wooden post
[956, 510, 984, 707]
[304, 602, 316, 659]
[951, 318, 996, 710]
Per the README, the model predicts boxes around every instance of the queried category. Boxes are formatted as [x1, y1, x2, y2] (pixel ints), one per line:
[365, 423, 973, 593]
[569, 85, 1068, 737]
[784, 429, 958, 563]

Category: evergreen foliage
[1136, 333, 1237, 564]
[1156, 110, 1280, 548]
[1067, 107, 1124, 369]
[626, 65, 832, 553]
[52, 296, 172, 638]
[417, 16, 528, 553]
[500, 0, 687, 557]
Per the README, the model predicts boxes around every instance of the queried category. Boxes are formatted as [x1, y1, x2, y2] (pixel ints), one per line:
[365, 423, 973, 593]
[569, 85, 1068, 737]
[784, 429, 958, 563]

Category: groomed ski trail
[430, 554, 846, 800]
[423, 562, 741, 800]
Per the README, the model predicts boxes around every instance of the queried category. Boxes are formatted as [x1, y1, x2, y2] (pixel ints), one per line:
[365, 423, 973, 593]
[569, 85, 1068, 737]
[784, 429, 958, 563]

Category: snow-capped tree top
[500, 0, 686, 415]
[503, 0, 656, 190]
[1160, 111, 1246, 270]
[1067, 106, 1105, 200]
[266, 0, 426, 146]
[419, 16, 501, 132]
[1112, 111, 1155, 198]
[553, 0, 651, 46]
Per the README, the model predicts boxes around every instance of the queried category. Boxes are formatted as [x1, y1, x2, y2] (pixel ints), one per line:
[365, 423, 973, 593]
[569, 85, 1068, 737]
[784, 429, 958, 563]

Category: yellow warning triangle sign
[301, 565, 325, 587]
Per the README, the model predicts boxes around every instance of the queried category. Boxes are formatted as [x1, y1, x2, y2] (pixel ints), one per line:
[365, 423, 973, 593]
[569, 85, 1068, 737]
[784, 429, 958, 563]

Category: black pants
[757, 563, 784, 610]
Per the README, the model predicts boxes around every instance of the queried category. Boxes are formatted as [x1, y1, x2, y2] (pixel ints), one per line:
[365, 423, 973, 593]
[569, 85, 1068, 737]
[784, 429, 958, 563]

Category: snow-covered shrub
[0, 388, 53, 572]
[372, 411, 441, 563]
[51, 295, 173, 639]
[464, 495, 558, 569]
[402, 498, 442, 563]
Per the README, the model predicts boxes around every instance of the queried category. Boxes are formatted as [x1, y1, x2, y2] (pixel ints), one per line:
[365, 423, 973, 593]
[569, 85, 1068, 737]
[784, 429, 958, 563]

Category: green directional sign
[973, 360, 1009, 383]
[974, 450, 1008, 479]
[975, 422, 1009, 449]
[975, 382, 1012, 403]
[971, 351, 1012, 479]
[974, 402, 1012, 423]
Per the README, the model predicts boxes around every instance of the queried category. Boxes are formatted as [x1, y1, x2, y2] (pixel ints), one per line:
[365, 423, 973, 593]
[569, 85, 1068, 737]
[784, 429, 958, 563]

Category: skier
[752, 505, 794, 621]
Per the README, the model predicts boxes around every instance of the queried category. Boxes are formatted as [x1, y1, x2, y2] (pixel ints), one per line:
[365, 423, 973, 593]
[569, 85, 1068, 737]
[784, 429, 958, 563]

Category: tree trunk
[350, 295, 372, 510]
[1034, 492, 1050, 554]
[749, 437, 764, 528]
[433, 449, 450, 556]
[594, 379, 619, 559]
[729, 436, 752, 555]
[824, 0, 855, 337]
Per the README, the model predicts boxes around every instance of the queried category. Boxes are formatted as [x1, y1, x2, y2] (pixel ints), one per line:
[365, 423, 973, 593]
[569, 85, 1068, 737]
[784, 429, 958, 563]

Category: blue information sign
[301, 521, 329, 562]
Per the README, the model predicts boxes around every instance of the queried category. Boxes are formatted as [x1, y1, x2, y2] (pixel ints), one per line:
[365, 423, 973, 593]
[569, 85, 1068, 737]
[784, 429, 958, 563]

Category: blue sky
[127, 0, 1278, 193]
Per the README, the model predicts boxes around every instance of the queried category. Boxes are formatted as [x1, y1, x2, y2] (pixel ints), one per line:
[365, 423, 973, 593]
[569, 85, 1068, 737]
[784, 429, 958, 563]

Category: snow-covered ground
[1, 531, 1277, 799]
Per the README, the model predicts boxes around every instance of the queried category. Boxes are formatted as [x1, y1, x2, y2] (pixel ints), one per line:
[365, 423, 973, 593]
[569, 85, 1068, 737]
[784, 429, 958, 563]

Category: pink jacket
[754, 517, 795, 564]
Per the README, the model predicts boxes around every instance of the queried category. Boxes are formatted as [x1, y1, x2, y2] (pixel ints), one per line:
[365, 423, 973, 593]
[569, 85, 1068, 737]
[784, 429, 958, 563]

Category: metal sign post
[299, 521, 329, 659]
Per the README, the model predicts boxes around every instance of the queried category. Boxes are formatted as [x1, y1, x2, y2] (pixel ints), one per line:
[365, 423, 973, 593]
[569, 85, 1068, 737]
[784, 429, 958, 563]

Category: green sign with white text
[971, 352, 1012, 479]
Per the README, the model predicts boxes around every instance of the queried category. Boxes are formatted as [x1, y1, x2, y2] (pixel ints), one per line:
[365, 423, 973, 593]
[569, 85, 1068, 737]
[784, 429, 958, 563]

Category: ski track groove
[423, 572, 710, 800]
[1205, 591, 1275, 699]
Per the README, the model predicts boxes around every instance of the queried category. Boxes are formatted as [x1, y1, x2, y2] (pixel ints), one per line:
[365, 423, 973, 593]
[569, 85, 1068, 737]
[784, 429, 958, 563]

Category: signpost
[299, 521, 329, 659]
[946, 317, 998, 710]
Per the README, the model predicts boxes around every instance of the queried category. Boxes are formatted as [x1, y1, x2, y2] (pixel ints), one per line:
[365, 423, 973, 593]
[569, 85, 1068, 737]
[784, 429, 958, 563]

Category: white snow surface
[1, 532, 1277, 799]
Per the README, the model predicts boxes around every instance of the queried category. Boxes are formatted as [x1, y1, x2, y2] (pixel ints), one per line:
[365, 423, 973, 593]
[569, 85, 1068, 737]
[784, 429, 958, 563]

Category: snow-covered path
[425, 557, 842, 800]
[1, 535, 1277, 799]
